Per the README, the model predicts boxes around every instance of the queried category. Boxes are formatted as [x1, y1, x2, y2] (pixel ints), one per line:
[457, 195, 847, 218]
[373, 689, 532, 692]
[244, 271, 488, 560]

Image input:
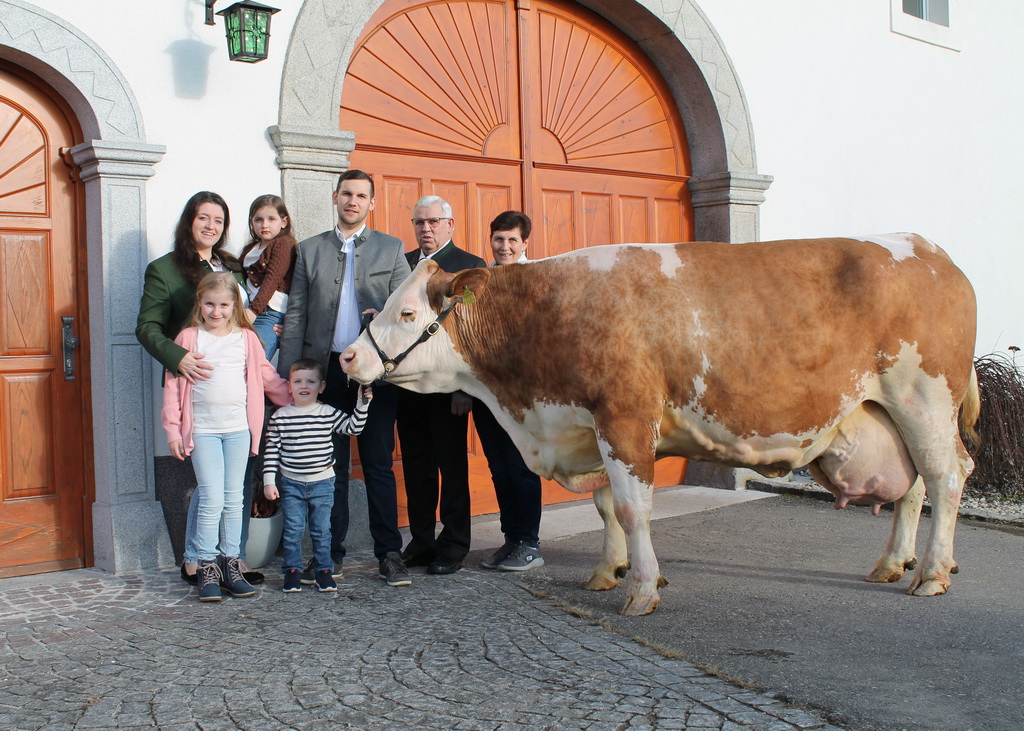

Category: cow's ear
[447, 268, 491, 304]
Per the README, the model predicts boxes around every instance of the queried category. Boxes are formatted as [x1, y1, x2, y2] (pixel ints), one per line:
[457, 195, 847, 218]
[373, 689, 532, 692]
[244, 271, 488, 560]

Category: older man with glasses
[396, 195, 486, 575]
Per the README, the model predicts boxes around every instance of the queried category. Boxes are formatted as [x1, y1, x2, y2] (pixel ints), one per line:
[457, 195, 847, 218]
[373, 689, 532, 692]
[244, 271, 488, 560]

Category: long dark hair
[242, 194, 294, 259]
[172, 191, 240, 283]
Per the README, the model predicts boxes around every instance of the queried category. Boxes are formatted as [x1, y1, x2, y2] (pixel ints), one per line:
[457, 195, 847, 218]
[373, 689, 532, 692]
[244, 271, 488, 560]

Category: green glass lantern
[215, 1, 280, 63]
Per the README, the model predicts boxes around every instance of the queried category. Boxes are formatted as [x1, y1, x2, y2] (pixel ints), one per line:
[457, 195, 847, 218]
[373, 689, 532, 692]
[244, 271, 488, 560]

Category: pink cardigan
[161, 327, 292, 456]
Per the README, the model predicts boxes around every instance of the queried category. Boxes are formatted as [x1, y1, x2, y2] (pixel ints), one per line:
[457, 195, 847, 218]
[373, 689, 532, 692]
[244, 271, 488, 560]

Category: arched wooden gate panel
[341, 0, 692, 515]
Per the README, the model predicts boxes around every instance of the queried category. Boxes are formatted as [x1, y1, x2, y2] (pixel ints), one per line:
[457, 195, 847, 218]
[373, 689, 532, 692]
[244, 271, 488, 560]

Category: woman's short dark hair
[172, 191, 239, 283]
[489, 210, 531, 240]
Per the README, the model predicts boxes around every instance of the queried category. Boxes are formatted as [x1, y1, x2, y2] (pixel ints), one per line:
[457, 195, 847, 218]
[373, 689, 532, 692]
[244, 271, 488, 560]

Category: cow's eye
[400, 309, 415, 319]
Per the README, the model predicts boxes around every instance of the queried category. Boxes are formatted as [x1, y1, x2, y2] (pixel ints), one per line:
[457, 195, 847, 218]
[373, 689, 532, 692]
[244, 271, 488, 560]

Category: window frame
[890, 0, 959, 51]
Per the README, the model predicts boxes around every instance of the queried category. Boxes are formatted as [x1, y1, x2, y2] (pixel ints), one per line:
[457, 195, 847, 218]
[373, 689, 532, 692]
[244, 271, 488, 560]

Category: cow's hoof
[657, 575, 668, 588]
[619, 593, 660, 616]
[865, 565, 905, 583]
[907, 577, 949, 596]
[584, 564, 627, 592]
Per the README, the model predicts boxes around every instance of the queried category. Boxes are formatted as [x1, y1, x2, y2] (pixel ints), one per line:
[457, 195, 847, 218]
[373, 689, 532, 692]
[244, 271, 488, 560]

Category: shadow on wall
[166, 38, 217, 99]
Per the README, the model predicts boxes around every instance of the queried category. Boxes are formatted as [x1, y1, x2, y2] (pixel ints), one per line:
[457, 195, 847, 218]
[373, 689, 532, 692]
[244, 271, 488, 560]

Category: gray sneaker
[480, 540, 518, 569]
[497, 543, 544, 572]
[378, 551, 411, 587]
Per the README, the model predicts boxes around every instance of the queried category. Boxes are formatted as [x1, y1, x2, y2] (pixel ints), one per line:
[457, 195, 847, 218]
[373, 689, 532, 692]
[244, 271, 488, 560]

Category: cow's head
[340, 258, 491, 393]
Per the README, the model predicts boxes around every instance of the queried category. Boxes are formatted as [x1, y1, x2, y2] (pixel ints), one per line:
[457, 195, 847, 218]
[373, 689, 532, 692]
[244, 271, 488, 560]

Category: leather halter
[364, 301, 458, 379]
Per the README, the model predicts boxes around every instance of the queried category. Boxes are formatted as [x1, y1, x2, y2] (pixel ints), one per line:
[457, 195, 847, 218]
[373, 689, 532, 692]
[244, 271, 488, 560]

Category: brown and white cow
[341, 234, 979, 615]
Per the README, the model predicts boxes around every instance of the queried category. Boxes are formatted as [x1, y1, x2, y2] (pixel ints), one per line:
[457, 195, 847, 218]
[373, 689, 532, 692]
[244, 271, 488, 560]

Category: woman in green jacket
[136, 191, 249, 585]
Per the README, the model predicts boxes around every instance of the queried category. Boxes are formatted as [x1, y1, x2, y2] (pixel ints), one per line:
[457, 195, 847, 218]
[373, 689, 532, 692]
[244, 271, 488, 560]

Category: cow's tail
[960, 365, 981, 455]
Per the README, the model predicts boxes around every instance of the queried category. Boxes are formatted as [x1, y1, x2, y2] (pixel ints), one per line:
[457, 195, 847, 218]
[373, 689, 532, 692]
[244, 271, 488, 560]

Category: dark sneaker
[196, 560, 223, 602]
[283, 569, 302, 593]
[498, 543, 544, 572]
[315, 570, 338, 592]
[378, 551, 411, 587]
[302, 557, 342, 584]
[220, 556, 256, 597]
[300, 557, 316, 584]
[480, 540, 518, 570]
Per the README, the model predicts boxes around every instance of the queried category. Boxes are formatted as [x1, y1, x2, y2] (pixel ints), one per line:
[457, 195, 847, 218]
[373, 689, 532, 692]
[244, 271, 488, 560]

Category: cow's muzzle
[364, 302, 457, 380]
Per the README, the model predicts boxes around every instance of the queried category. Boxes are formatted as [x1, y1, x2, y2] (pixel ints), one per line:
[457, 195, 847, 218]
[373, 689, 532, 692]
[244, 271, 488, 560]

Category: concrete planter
[244, 509, 283, 568]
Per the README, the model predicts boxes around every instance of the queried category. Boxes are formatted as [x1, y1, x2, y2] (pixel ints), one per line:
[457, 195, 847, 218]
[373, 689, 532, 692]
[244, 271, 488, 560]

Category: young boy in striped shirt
[263, 358, 372, 593]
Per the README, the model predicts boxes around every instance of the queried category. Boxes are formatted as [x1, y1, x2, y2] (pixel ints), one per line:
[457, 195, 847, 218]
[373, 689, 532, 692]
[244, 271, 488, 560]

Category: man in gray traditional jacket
[278, 169, 413, 587]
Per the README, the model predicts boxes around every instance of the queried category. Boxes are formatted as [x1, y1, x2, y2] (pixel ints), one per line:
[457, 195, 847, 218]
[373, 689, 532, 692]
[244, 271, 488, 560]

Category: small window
[890, 0, 958, 51]
[903, 0, 949, 27]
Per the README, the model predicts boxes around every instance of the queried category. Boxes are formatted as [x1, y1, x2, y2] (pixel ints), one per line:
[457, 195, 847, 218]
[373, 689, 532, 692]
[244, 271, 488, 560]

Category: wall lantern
[204, 0, 280, 63]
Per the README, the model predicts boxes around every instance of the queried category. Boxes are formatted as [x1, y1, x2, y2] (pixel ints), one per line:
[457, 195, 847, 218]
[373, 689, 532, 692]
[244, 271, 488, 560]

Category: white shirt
[191, 329, 248, 433]
[331, 225, 364, 352]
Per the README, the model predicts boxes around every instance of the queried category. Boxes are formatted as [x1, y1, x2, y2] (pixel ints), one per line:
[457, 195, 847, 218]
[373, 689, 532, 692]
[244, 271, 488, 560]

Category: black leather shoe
[427, 558, 463, 575]
[401, 549, 435, 568]
[243, 571, 265, 585]
[180, 563, 197, 586]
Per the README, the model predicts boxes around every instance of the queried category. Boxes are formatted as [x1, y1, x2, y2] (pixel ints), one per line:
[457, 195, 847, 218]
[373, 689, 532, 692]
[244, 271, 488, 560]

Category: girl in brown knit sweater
[241, 194, 297, 360]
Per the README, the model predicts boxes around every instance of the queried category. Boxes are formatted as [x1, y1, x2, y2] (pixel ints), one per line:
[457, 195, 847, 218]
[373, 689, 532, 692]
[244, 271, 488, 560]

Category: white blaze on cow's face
[339, 260, 469, 393]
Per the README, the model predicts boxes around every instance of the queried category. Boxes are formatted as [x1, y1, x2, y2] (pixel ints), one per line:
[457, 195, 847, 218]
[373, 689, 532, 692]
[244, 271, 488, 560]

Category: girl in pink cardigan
[162, 272, 291, 601]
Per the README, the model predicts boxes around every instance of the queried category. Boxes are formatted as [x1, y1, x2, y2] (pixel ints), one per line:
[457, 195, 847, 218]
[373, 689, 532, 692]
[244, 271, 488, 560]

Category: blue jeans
[279, 475, 335, 573]
[253, 307, 285, 361]
[183, 453, 255, 563]
[191, 430, 250, 561]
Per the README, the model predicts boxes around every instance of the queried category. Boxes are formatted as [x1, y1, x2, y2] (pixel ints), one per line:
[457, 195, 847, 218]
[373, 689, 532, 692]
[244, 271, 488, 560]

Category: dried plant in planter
[250, 462, 280, 518]
[966, 350, 1024, 502]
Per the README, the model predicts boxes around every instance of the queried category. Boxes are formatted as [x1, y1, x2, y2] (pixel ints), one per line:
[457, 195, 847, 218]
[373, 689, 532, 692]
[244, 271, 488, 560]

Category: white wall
[697, 0, 1024, 355]
[27, 0, 1023, 360]
[31, 0, 300, 259]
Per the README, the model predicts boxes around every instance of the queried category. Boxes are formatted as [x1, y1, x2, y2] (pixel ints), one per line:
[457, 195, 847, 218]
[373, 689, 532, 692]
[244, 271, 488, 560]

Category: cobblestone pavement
[0, 558, 847, 730]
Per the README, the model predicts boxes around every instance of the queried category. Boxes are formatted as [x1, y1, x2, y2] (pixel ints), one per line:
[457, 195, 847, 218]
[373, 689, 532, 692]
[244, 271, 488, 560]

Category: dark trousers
[396, 391, 471, 561]
[324, 354, 402, 561]
[472, 400, 542, 546]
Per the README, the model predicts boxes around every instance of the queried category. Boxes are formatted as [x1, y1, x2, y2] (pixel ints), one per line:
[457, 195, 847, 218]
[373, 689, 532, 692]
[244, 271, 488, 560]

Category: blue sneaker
[315, 569, 338, 592]
[283, 569, 302, 593]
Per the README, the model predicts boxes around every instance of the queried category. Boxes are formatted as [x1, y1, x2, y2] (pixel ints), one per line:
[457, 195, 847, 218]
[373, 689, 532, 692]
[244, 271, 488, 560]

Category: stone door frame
[0, 0, 171, 571]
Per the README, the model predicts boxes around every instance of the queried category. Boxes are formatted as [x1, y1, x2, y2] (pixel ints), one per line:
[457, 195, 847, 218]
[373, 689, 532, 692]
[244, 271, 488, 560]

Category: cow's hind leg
[866, 476, 924, 583]
[887, 408, 972, 597]
[584, 485, 630, 591]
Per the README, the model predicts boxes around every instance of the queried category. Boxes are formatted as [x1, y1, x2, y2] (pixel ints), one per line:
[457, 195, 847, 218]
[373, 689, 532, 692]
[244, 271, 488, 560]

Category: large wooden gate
[341, 0, 692, 513]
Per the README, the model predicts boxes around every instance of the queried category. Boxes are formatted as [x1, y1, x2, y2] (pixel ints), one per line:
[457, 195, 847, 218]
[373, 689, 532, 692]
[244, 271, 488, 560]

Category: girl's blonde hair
[187, 272, 254, 332]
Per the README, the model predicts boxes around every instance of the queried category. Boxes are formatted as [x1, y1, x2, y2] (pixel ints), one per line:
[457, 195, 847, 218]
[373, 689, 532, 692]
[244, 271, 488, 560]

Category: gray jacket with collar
[278, 227, 411, 377]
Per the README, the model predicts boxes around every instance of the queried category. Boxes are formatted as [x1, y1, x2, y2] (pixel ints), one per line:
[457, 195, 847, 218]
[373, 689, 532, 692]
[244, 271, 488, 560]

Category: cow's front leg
[584, 485, 629, 591]
[866, 476, 923, 583]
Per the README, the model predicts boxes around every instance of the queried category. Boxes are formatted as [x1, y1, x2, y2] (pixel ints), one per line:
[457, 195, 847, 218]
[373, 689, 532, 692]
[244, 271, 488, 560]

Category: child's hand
[169, 440, 185, 461]
[264, 483, 279, 501]
[360, 384, 373, 402]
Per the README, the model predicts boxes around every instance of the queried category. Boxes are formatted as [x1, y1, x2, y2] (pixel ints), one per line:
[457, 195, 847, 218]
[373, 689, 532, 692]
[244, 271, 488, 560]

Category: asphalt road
[509, 493, 1024, 731]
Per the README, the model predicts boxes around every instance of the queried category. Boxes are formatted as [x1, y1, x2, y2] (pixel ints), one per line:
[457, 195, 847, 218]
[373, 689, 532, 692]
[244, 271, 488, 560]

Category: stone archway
[274, 0, 771, 243]
[0, 0, 171, 572]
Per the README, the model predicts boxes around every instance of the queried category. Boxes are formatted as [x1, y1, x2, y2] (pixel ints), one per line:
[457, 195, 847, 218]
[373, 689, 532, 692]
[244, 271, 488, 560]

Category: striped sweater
[263, 400, 370, 483]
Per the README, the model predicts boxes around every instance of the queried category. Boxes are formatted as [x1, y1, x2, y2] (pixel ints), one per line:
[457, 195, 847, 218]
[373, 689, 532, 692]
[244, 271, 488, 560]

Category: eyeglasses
[411, 217, 451, 228]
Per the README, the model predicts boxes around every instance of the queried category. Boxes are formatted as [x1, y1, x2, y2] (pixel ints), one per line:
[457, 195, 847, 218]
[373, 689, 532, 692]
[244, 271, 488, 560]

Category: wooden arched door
[341, 0, 691, 513]
[0, 64, 91, 577]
